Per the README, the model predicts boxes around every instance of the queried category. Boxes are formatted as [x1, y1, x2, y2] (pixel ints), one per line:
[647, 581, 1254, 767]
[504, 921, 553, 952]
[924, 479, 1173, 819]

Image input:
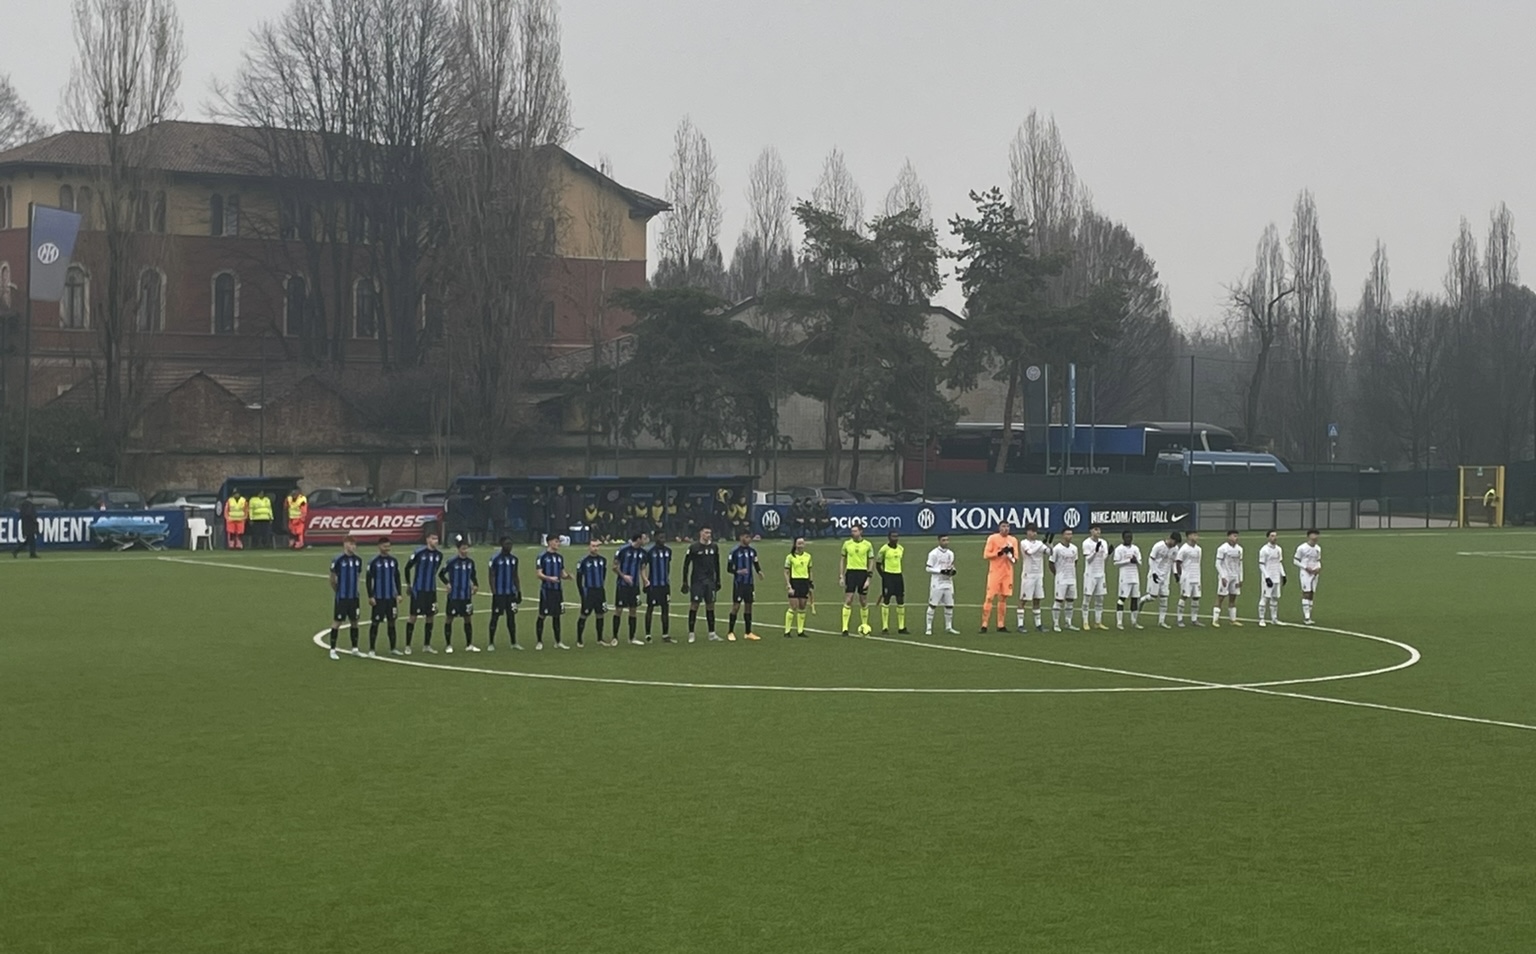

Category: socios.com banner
[0, 509, 188, 549]
[754, 502, 1131, 538]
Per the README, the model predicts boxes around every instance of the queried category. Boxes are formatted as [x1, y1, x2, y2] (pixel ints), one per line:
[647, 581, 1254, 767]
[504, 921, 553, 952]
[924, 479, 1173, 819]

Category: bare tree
[883, 158, 932, 228]
[1442, 217, 1484, 462]
[1349, 241, 1396, 463]
[1075, 208, 1178, 422]
[654, 116, 725, 292]
[222, 0, 454, 369]
[1285, 189, 1340, 461]
[727, 146, 798, 304]
[1009, 111, 1080, 270]
[1481, 203, 1535, 462]
[1371, 295, 1453, 467]
[437, 0, 573, 471]
[62, 0, 184, 472]
[1225, 224, 1292, 445]
[810, 147, 864, 233]
[0, 74, 50, 150]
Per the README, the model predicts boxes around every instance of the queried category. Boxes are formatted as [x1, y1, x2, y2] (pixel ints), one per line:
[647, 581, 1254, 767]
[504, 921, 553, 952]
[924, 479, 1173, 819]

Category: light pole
[0, 282, 14, 489]
[413, 447, 420, 487]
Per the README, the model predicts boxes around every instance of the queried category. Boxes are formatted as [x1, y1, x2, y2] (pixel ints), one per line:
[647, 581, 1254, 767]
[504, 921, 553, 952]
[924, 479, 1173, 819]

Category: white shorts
[929, 582, 954, 607]
[1020, 576, 1045, 601]
[1217, 575, 1241, 597]
[1261, 575, 1283, 599]
[1146, 572, 1170, 598]
[1117, 577, 1142, 599]
[1054, 579, 1078, 601]
[1082, 573, 1107, 597]
[1300, 570, 1320, 595]
[1181, 578, 1202, 599]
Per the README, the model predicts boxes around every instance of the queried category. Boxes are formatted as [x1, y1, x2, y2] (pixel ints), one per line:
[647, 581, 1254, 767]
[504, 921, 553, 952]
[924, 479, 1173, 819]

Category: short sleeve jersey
[841, 538, 874, 572]
[876, 543, 904, 574]
[785, 551, 813, 580]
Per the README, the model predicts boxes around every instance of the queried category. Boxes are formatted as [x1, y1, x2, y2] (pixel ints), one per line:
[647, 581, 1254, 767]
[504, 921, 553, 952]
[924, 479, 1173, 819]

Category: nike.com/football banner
[29, 205, 84, 302]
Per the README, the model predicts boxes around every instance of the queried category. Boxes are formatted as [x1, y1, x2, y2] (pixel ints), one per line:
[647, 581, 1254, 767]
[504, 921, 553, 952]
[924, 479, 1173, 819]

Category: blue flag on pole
[29, 205, 84, 303]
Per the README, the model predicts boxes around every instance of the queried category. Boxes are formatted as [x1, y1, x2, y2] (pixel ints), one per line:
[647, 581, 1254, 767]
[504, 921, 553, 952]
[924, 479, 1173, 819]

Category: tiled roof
[0, 122, 672, 217]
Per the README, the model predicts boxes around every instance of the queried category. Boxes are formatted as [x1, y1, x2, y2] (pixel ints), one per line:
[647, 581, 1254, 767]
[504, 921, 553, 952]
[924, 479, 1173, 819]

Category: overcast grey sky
[6, 0, 1534, 322]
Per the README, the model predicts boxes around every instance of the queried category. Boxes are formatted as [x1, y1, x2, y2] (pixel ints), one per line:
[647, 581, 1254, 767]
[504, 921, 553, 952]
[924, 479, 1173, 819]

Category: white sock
[1302, 598, 1312, 621]
[1176, 599, 1185, 623]
[1272, 600, 1281, 622]
[1191, 600, 1201, 621]
[1230, 606, 1238, 622]
[1052, 604, 1061, 627]
[1116, 606, 1124, 627]
[944, 607, 953, 630]
[1158, 598, 1167, 624]
[1016, 607, 1025, 629]
[1131, 601, 1141, 625]
[1065, 602, 1075, 626]
[1033, 608, 1042, 627]
[1096, 600, 1105, 625]
[1212, 605, 1220, 623]
[926, 606, 935, 632]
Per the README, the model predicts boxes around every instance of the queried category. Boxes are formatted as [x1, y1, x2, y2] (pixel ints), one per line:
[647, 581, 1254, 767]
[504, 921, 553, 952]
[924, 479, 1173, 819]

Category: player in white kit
[1146, 531, 1181, 628]
[1213, 530, 1244, 627]
[1016, 525, 1050, 632]
[1175, 529, 1203, 627]
[1049, 528, 1079, 631]
[1256, 530, 1286, 626]
[1293, 529, 1322, 624]
[1079, 524, 1110, 630]
[1111, 530, 1144, 630]
[925, 535, 960, 635]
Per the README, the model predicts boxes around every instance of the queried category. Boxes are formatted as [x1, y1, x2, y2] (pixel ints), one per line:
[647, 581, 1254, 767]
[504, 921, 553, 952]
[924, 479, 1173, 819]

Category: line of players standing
[980, 523, 1325, 634]
[322, 527, 770, 659]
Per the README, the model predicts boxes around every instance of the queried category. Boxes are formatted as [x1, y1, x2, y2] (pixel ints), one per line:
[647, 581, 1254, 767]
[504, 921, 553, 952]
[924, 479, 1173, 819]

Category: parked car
[308, 487, 377, 509]
[2, 490, 64, 511]
[752, 491, 795, 507]
[69, 487, 147, 511]
[385, 488, 446, 506]
[147, 489, 220, 517]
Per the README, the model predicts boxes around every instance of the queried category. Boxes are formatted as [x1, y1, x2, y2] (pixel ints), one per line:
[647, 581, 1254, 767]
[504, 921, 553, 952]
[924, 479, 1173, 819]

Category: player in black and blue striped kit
[487, 537, 522, 650]
[404, 533, 444, 654]
[328, 538, 364, 660]
[612, 532, 649, 646]
[575, 540, 609, 647]
[366, 537, 403, 657]
[644, 535, 674, 643]
[535, 538, 571, 650]
[437, 538, 479, 653]
[727, 532, 763, 641]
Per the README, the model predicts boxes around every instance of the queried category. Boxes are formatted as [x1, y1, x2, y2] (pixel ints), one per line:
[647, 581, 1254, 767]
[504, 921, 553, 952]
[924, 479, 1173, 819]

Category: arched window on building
[213, 272, 238, 335]
[284, 275, 307, 336]
[59, 184, 75, 212]
[63, 266, 89, 329]
[354, 278, 378, 338]
[137, 269, 164, 332]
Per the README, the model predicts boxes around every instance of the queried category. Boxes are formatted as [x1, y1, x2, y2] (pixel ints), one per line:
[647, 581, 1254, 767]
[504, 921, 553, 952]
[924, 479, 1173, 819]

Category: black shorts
[370, 598, 398, 623]
[491, 594, 519, 614]
[880, 573, 905, 601]
[580, 589, 606, 616]
[688, 581, 718, 605]
[447, 598, 473, 618]
[789, 579, 811, 600]
[409, 591, 437, 618]
[732, 582, 755, 605]
[539, 590, 564, 617]
[646, 585, 670, 608]
[844, 569, 870, 595]
[333, 598, 360, 622]
[615, 583, 641, 609]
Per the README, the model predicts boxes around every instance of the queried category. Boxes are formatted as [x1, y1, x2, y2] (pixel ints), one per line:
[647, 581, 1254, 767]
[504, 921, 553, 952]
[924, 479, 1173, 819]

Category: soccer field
[5, 531, 1536, 953]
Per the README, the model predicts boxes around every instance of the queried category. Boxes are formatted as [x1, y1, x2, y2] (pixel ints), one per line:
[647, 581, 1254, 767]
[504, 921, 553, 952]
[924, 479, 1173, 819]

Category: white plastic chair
[187, 516, 214, 550]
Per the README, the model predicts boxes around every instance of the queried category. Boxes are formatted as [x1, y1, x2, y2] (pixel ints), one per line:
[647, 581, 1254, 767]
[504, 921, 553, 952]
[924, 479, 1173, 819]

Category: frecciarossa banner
[303, 507, 443, 544]
[753, 502, 1195, 537]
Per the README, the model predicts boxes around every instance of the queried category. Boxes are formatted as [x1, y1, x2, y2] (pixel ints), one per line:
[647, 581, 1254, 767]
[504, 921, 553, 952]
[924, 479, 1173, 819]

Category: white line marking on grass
[307, 617, 1418, 697]
[1455, 550, 1536, 560]
[157, 556, 328, 578]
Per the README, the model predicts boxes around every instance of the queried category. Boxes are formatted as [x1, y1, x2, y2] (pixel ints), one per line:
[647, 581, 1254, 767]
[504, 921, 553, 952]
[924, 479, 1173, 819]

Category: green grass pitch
[4, 531, 1536, 953]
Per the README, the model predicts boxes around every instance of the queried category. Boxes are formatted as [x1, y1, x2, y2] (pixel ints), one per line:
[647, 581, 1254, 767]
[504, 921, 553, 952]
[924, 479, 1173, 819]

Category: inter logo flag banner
[29, 205, 84, 303]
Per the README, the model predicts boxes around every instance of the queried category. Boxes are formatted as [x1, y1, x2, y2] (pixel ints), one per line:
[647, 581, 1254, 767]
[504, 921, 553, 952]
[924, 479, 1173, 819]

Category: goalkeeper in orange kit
[981, 521, 1018, 632]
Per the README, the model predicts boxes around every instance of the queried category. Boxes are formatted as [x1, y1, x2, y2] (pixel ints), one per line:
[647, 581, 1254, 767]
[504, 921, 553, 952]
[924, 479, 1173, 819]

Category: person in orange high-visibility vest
[286, 489, 310, 549]
[980, 521, 1018, 633]
[225, 490, 248, 550]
